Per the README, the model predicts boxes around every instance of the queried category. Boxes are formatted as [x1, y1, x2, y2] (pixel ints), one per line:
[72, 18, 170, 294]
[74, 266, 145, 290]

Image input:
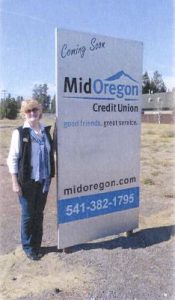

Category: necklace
[34, 128, 42, 135]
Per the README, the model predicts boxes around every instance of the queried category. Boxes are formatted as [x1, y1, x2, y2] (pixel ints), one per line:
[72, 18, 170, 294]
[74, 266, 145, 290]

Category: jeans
[19, 180, 48, 254]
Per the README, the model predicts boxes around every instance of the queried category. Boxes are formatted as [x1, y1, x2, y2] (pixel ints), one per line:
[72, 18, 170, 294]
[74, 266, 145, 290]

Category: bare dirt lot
[0, 117, 175, 300]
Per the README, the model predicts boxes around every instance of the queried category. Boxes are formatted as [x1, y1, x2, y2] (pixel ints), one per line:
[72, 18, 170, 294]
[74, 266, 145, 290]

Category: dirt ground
[0, 118, 175, 300]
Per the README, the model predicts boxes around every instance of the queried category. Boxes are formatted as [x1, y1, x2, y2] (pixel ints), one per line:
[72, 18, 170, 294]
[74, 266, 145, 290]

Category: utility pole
[1, 89, 8, 100]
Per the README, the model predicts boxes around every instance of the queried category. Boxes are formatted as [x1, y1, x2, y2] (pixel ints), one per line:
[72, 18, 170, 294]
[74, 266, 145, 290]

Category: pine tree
[32, 84, 51, 112]
[142, 72, 151, 94]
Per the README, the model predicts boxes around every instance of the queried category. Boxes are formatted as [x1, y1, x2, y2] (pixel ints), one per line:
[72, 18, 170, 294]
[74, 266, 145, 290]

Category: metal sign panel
[55, 28, 143, 249]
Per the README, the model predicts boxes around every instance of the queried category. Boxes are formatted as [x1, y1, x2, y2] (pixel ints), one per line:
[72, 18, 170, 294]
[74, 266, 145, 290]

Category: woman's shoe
[26, 252, 40, 261]
[63, 247, 72, 254]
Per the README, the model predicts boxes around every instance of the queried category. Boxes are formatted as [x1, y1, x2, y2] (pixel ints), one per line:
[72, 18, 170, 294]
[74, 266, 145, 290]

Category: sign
[55, 28, 143, 249]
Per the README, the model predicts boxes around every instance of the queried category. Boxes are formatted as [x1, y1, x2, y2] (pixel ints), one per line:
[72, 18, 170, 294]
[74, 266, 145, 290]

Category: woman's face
[24, 106, 41, 123]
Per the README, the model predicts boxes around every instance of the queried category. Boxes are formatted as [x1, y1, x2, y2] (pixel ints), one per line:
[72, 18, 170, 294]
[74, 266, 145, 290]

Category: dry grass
[140, 122, 175, 227]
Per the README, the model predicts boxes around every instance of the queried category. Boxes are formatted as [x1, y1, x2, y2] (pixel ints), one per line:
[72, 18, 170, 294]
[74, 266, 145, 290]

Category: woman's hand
[12, 182, 22, 196]
[11, 174, 22, 197]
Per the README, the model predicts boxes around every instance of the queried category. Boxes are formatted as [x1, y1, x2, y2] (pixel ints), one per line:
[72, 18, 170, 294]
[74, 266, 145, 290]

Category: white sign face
[55, 28, 143, 249]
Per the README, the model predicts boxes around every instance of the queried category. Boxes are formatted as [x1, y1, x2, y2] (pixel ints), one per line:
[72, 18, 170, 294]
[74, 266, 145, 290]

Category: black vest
[17, 126, 55, 185]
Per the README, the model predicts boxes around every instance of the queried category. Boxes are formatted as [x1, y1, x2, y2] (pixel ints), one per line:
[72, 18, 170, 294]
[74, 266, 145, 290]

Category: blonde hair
[20, 99, 42, 119]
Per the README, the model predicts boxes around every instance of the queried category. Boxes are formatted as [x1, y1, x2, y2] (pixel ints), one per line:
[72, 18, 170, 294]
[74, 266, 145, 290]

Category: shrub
[143, 178, 155, 185]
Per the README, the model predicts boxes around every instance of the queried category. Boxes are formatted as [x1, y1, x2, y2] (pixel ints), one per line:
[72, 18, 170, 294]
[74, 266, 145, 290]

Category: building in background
[141, 89, 175, 123]
[142, 90, 175, 112]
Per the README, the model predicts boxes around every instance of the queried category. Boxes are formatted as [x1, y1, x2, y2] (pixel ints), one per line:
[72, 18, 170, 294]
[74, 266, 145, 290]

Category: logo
[63, 70, 139, 101]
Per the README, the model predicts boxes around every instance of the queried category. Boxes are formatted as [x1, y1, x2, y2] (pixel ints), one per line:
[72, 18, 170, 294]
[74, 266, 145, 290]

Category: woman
[7, 99, 55, 260]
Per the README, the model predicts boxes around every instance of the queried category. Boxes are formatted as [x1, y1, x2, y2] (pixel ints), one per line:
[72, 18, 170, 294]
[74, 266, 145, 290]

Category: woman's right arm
[7, 129, 22, 196]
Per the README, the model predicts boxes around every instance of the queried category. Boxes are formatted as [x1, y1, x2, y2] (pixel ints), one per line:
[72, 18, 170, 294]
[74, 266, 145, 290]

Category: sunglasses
[25, 108, 39, 114]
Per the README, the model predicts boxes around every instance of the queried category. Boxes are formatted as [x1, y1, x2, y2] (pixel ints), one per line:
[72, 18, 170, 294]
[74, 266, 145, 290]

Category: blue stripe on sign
[58, 187, 139, 224]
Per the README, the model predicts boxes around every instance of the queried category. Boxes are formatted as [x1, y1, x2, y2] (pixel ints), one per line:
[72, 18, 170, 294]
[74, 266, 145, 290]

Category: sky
[0, 0, 174, 98]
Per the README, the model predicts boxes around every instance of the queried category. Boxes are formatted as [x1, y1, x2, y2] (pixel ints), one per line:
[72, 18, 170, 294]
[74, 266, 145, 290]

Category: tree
[0, 94, 18, 119]
[32, 84, 51, 112]
[150, 71, 167, 93]
[16, 96, 24, 110]
[142, 71, 151, 94]
[142, 71, 167, 94]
